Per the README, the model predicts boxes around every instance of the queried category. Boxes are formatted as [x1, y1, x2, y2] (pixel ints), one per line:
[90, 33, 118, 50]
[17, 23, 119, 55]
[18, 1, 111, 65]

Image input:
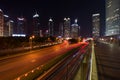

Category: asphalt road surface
[95, 42, 120, 80]
[0, 41, 83, 80]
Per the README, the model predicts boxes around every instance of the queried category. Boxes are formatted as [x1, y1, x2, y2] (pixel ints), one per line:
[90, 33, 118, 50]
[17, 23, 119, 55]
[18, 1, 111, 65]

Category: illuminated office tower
[39, 30, 43, 37]
[0, 9, 4, 36]
[48, 18, 54, 36]
[63, 18, 71, 39]
[106, 0, 120, 36]
[4, 15, 11, 37]
[33, 13, 40, 36]
[0, 10, 14, 37]
[17, 17, 26, 35]
[92, 13, 100, 38]
[4, 18, 14, 37]
[59, 22, 64, 37]
[4, 16, 14, 37]
[71, 19, 80, 39]
[8, 20, 14, 36]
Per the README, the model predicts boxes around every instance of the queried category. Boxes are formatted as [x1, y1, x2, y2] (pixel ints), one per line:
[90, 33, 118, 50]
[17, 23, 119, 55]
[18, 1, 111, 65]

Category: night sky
[0, 0, 105, 37]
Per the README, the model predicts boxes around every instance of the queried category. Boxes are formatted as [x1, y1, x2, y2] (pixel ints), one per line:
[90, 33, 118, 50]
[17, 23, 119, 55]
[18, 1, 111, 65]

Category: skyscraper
[92, 13, 100, 38]
[0, 9, 4, 36]
[48, 18, 54, 36]
[17, 17, 26, 35]
[63, 18, 71, 39]
[106, 0, 120, 36]
[4, 15, 10, 37]
[59, 22, 64, 37]
[33, 13, 40, 36]
[8, 20, 14, 36]
[71, 19, 80, 39]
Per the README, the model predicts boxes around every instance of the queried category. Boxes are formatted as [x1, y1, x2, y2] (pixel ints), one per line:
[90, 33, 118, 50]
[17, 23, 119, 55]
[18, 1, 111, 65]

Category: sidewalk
[95, 41, 120, 80]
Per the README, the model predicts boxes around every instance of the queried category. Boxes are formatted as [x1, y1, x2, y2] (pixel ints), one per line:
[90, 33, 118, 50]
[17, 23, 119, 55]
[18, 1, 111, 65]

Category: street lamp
[29, 35, 35, 50]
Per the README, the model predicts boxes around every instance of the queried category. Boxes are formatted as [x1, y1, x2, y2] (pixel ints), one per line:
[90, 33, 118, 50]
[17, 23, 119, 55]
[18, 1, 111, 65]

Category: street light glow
[110, 37, 113, 40]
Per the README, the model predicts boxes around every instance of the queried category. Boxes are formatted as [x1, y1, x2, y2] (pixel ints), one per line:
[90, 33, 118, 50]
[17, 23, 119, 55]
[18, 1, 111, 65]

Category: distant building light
[12, 34, 26, 37]
[65, 37, 71, 40]
[10, 20, 14, 23]
[64, 18, 67, 21]
[71, 24, 78, 26]
[33, 13, 39, 18]
[67, 18, 70, 20]
[17, 18, 25, 21]
[92, 13, 100, 17]
[0, 9, 3, 12]
[58, 36, 62, 38]
[4, 15, 9, 18]
[46, 30, 49, 33]
[49, 18, 53, 22]
[75, 19, 78, 23]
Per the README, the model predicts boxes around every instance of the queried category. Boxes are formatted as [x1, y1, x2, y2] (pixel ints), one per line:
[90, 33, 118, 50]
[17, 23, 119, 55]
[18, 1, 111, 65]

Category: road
[37, 42, 89, 80]
[95, 42, 120, 80]
[0, 41, 84, 80]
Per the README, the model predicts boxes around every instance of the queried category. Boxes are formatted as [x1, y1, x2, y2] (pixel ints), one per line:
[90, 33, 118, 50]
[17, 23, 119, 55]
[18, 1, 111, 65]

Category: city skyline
[0, 0, 105, 37]
[0, 1, 120, 80]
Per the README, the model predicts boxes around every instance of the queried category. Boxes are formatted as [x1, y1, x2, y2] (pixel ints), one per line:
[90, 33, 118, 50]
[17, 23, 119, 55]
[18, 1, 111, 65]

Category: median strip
[89, 41, 98, 80]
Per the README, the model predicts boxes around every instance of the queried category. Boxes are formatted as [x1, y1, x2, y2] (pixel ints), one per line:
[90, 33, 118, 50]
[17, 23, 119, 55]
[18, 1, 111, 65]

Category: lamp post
[29, 35, 35, 50]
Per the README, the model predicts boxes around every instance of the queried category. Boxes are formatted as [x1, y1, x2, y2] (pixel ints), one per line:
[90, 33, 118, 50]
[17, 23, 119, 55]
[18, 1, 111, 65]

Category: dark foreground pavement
[95, 42, 120, 80]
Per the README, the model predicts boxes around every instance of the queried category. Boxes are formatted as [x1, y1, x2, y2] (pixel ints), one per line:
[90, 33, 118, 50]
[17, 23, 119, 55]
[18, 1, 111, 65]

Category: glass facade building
[71, 19, 80, 39]
[17, 17, 26, 35]
[48, 18, 54, 36]
[92, 13, 100, 38]
[105, 0, 120, 36]
[63, 18, 71, 39]
[33, 13, 40, 36]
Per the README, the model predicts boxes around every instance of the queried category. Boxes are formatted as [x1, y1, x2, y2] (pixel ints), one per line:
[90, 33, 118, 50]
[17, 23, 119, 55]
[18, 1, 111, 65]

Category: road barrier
[88, 41, 98, 80]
